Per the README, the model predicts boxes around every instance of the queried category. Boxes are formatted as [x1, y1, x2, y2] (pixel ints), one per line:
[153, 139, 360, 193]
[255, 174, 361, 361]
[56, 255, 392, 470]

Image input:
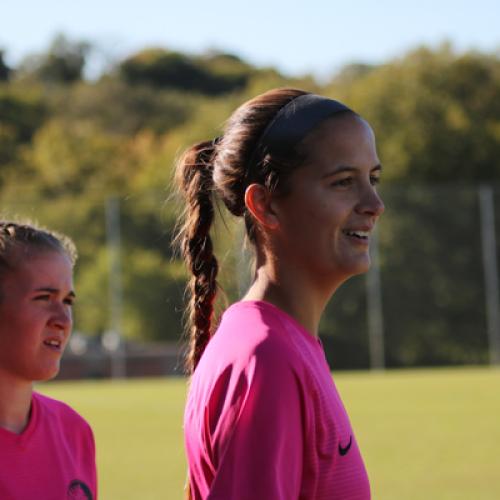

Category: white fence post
[478, 185, 500, 366]
[105, 196, 126, 378]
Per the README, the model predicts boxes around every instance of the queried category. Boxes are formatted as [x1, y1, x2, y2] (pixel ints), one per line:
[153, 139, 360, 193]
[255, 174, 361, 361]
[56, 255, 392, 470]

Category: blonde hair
[0, 220, 77, 286]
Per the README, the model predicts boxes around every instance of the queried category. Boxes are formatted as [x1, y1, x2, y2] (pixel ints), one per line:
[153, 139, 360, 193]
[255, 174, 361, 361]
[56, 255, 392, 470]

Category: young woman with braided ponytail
[175, 88, 384, 499]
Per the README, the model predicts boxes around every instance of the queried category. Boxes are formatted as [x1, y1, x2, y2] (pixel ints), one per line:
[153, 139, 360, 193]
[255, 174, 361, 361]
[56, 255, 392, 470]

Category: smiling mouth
[343, 229, 370, 240]
[44, 339, 63, 350]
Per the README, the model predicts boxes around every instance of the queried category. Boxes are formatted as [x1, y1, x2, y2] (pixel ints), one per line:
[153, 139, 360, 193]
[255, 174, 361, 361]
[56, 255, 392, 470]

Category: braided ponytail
[175, 140, 219, 374]
[175, 89, 312, 375]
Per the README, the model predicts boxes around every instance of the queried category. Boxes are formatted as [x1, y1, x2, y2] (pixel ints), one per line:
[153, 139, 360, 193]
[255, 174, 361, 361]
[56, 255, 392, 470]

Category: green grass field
[38, 367, 500, 500]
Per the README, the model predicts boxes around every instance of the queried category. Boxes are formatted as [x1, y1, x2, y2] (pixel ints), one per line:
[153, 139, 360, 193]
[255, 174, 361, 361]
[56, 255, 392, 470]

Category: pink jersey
[184, 300, 370, 499]
[0, 391, 97, 500]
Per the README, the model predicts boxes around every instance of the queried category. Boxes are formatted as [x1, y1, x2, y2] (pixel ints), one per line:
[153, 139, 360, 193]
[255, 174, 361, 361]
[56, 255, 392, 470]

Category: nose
[356, 185, 385, 217]
[49, 303, 73, 334]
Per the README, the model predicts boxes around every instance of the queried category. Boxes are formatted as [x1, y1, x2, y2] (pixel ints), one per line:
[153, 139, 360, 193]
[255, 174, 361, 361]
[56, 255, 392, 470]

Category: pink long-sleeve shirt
[0, 392, 97, 500]
[184, 300, 370, 499]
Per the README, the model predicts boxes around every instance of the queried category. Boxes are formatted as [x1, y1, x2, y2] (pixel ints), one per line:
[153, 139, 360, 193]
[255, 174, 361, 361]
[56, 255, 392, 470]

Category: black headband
[250, 93, 353, 166]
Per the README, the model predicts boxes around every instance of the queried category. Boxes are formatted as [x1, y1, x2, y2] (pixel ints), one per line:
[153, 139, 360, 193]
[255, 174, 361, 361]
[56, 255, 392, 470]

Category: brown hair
[0, 220, 77, 297]
[174, 88, 316, 374]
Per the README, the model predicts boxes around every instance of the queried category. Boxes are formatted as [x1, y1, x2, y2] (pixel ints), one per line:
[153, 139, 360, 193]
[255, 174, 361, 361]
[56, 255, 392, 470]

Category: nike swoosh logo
[338, 435, 352, 456]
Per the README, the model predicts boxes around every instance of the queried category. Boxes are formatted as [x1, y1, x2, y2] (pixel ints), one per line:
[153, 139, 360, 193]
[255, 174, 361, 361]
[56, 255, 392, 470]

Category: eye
[370, 175, 381, 186]
[34, 294, 50, 301]
[331, 177, 353, 187]
[63, 297, 75, 307]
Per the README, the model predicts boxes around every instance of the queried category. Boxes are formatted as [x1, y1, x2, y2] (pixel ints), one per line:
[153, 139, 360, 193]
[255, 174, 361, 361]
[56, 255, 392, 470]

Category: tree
[120, 48, 256, 95]
[54, 80, 196, 135]
[327, 44, 500, 182]
[0, 51, 11, 81]
[2, 41, 499, 365]
[17, 34, 90, 84]
[0, 87, 46, 182]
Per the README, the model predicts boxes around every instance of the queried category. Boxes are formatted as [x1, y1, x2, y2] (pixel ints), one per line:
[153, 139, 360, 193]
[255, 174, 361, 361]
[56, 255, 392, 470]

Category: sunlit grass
[38, 367, 500, 500]
[38, 378, 187, 500]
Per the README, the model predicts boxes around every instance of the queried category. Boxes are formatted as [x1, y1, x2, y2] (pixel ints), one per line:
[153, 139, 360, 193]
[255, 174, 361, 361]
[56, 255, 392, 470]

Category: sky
[1, 0, 499, 80]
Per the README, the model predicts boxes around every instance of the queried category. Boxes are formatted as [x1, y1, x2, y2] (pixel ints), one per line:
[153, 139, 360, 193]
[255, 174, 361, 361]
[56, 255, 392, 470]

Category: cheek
[303, 198, 345, 237]
[0, 307, 42, 346]
[278, 187, 347, 243]
[296, 188, 331, 221]
[289, 204, 341, 259]
[0, 329, 33, 375]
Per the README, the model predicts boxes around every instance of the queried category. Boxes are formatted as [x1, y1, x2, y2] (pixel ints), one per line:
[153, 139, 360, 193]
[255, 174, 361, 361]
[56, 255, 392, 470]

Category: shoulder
[33, 392, 93, 436]
[218, 300, 300, 351]
[191, 301, 313, 402]
[32, 393, 97, 495]
[186, 302, 316, 445]
[201, 301, 304, 372]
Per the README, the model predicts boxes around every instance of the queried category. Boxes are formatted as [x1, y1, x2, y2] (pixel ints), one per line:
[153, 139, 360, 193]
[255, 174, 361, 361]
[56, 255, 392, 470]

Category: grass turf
[38, 366, 500, 500]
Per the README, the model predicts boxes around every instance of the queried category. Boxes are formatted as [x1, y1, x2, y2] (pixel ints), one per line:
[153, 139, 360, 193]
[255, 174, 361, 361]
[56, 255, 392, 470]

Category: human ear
[244, 183, 279, 230]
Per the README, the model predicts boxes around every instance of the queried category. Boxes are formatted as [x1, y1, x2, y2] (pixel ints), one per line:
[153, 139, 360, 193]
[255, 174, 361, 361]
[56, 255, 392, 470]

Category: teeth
[344, 230, 370, 239]
[45, 340, 61, 347]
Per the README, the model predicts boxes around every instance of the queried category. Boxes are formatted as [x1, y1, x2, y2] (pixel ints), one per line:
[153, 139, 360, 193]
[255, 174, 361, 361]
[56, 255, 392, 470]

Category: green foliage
[17, 34, 89, 84]
[0, 51, 11, 82]
[119, 48, 255, 95]
[333, 62, 376, 86]
[326, 44, 500, 182]
[0, 85, 46, 142]
[320, 275, 369, 369]
[120, 250, 185, 340]
[318, 47, 500, 367]
[378, 185, 488, 366]
[26, 119, 130, 194]
[52, 80, 197, 135]
[1, 40, 500, 367]
[0, 85, 47, 181]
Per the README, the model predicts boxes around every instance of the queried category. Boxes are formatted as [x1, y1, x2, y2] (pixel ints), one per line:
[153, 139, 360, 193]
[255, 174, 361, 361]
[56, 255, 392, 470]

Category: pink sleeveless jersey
[0, 392, 97, 500]
[184, 300, 370, 499]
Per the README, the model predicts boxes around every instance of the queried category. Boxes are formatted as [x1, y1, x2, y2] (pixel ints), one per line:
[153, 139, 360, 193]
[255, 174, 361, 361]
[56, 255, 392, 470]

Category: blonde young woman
[0, 222, 96, 500]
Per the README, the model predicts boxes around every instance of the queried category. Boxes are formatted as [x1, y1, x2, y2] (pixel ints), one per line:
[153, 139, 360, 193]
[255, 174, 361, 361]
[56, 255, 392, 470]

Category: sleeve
[87, 424, 98, 500]
[73, 417, 98, 500]
[207, 346, 306, 500]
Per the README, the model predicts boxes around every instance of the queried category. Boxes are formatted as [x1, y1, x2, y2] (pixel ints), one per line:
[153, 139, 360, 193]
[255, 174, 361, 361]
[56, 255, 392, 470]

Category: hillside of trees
[1, 35, 499, 368]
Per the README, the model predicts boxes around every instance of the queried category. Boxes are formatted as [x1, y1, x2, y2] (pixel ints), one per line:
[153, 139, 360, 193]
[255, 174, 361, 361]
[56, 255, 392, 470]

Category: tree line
[1, 35, 499, 368]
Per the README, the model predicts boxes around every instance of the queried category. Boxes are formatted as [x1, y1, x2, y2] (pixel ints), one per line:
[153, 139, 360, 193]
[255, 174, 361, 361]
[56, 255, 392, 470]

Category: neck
[0, 374, 33, 434]
[243, 253, 343, 336]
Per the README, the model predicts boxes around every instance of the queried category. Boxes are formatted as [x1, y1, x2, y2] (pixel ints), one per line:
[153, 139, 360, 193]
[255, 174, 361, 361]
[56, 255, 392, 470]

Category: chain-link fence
[3, 183, 500, 377]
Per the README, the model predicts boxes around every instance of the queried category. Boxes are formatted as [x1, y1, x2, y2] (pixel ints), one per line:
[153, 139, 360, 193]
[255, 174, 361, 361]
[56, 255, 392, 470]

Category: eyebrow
[34, 287, 76, 298]
[322, 164, 383, 179]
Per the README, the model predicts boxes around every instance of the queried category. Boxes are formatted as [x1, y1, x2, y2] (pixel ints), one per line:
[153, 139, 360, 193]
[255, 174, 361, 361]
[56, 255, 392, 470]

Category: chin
[34, 365, 61, 382]
[342, 257, 372, 278]
[357, 259, 372, 275]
